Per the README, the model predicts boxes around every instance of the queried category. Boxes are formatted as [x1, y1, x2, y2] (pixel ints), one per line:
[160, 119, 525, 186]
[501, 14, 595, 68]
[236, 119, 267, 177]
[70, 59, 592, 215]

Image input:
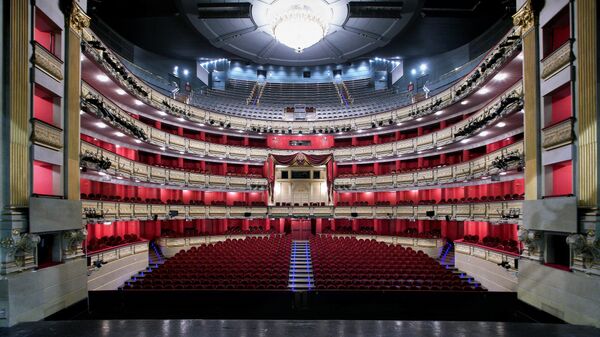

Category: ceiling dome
[179, 0, 421, 66]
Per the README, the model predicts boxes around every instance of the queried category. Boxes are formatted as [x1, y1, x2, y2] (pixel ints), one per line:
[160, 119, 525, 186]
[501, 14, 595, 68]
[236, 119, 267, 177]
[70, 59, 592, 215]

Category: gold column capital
[68, 2, 90, 37]
[513, 1, 535, 36]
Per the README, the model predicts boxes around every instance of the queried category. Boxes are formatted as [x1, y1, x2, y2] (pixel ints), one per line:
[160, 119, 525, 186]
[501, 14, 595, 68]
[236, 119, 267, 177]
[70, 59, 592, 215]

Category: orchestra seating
[123, 236, 291, 290]
[310, 236, 482, 291]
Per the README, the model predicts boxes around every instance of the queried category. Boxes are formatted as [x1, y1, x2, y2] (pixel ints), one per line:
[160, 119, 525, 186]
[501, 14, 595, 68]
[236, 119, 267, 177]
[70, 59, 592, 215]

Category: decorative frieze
[541, 42, 572, 80]
[31, 119, 63, 150]
[542, 118, 574, 150]
[32, 42, 64, 81]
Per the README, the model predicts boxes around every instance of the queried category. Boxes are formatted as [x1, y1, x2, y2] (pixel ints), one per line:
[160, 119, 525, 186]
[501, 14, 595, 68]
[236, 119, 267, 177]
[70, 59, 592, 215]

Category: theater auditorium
[0, 0, 599, 336]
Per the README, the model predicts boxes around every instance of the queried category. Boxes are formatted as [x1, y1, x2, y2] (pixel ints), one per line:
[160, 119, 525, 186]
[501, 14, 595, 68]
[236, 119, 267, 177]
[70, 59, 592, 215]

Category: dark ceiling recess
[421, 0, 515, 18]
[197, 3, 252, 19]
[348, 1, 404, 18]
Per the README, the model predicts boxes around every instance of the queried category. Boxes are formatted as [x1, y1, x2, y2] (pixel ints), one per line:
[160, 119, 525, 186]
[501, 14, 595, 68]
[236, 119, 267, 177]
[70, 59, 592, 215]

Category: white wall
[0, 258, 87, 327]
[88, 252, 148, 291]
[518, 259, 600, 327]
[455, 252, 518, 291]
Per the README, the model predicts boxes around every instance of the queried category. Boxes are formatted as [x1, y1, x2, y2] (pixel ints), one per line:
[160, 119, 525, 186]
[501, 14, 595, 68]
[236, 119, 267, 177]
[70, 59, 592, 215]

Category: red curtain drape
[270, 153, 332, 166]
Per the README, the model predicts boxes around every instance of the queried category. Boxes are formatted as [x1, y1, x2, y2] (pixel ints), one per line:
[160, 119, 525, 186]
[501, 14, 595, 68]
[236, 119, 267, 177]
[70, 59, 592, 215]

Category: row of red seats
[310, 236, 482, 291]
[124, 237, 291, 290]
[87, 234, 140, 252]
[463, 235, 520, 254]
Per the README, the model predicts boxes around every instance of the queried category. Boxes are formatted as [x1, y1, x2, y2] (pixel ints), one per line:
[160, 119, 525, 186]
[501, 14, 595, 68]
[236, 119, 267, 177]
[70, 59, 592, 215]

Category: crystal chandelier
[271, 4, 329, 53]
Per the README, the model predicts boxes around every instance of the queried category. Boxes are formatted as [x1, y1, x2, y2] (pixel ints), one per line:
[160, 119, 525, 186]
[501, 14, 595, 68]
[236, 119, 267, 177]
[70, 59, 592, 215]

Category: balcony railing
[31, 118, 63, 150]
[81, 27, 522, 133]
[541, 41, 572, 80]
[335, 141, 523, 190]
[542, 117, 573, 150]
[82, 82, 523, 164]
[81, 141, 268, 191]
[455, 240, 519, 264]
[32, 41, 64, 81]
[82, 200, 522, 223]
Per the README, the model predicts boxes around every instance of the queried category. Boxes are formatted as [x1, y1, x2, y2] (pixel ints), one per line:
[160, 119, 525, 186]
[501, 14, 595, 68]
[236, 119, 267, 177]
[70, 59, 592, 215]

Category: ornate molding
[542, 118, 574, 150]
[541, 42, 572, 80]
[513, 1, 535, 36]
[32, 42, 64, 81]
[567, 230, 600, 269]
[69, 2, 90, 37]
[63, 227, 87, 259]
[518, 228, 542, 257]
[0, 229, 41, 268]
[32, 119, 64, 150]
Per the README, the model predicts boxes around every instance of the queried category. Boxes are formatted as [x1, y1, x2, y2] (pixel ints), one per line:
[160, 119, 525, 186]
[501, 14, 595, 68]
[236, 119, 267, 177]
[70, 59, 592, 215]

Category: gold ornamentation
[31, 119, 64, 150]
[541, 42, 572, 79]
[513, 1, 535, 36]
[542, 119, 574, 150]
[32, 42, 64, 81]
[69, 2, 90, 36]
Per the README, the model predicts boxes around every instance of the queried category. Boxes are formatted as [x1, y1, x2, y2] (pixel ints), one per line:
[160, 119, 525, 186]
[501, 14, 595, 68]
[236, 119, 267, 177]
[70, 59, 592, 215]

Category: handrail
[81, 81, 523, 163]
[81, 140, 268, 189]
[81, 199, 522, 223]
[81, 26, 522, 132]
[334, 141, 524, 188]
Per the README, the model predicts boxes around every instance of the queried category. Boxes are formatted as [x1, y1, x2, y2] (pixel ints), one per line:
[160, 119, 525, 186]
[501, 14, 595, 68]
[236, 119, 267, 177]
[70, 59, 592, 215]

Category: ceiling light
[157, 111, 167, 116]
[497, 122, 506, 128]
[178, 117, 185, 122]
[134, 100, 143, 106]
[479, 131, 489, 137]
[114, 132, 125, 137]
[98, 172, 107, 176]
[461, 101, 469, 105]
[434, 111, 443, 116]
[80, 110, 85, 115]
[461, 139, 470, 144]
[419, 63, 427, 72]
[115, 89, 126, 95]
[96, 74, 110, 82]
[416, 118, 423, 121]
[396, 122, 403, 126]
[437, 146, 443, 150]
[494, 73, 508, 81]
[197, 123, 205, 127]
[96, 122, 107, 129]
[134, 139, 142, 144]
[270, 2, 331, 53]
[499, 172, 507, 176]
[478, 88, 490, 95]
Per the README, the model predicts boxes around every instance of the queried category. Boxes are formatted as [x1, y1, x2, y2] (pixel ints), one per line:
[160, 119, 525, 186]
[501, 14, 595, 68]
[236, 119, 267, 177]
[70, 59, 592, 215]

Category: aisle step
[288, 240, 314, 291]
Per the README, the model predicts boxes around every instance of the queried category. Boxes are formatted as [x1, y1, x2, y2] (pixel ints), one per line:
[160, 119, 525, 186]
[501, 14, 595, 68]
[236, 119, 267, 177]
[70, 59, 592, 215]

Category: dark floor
[1, 320, 598, 337]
